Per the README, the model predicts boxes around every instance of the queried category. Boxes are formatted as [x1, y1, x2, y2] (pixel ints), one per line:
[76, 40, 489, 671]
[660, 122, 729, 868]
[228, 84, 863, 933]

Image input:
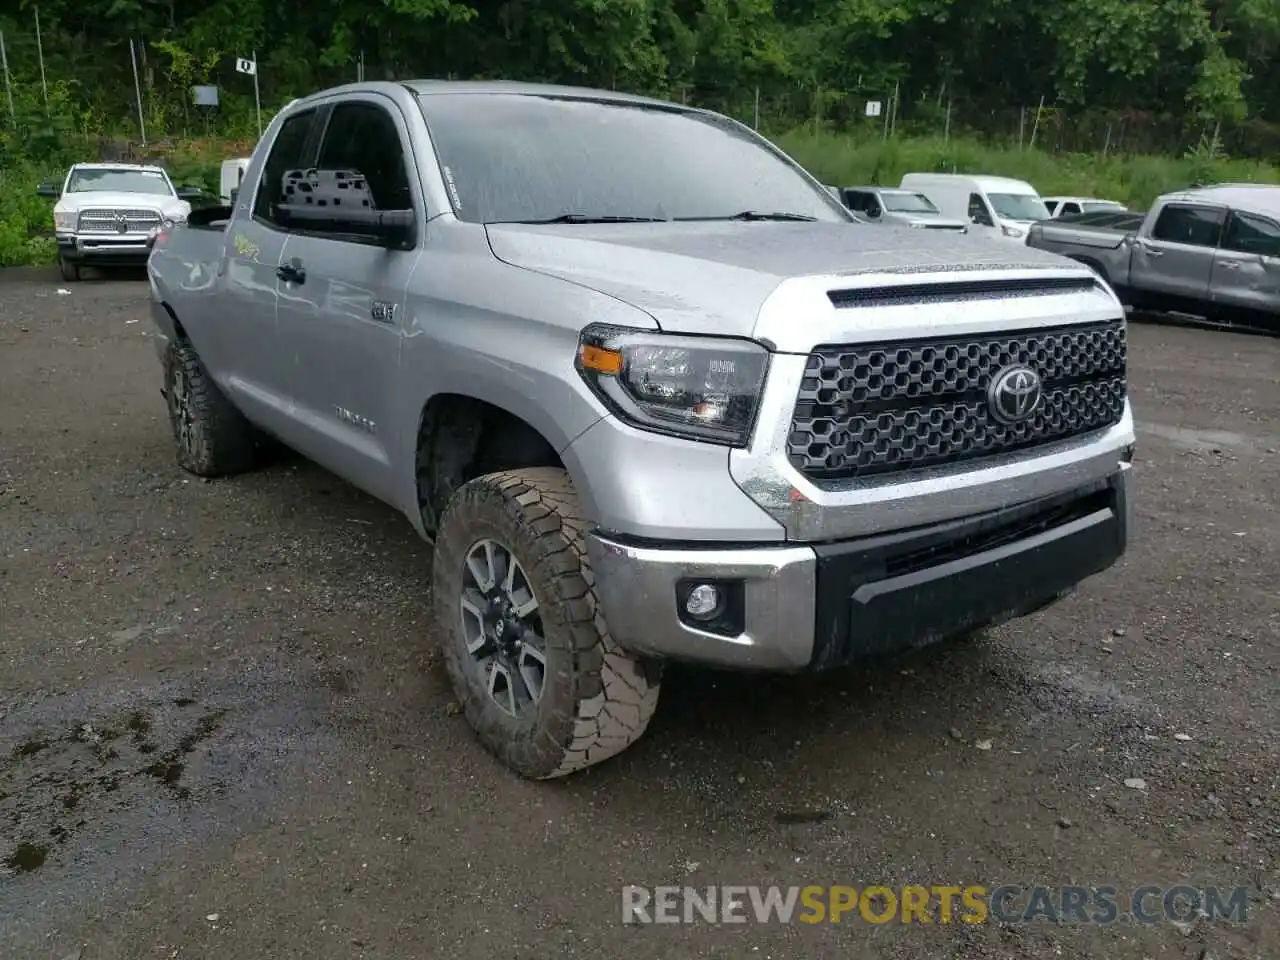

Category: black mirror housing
[36, 182, 59, 198]
[277, 204, 416, 249]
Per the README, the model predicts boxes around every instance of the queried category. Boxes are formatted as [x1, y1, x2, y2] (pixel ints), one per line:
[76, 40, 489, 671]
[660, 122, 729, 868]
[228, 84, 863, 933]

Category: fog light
[685, 583, 721, 619]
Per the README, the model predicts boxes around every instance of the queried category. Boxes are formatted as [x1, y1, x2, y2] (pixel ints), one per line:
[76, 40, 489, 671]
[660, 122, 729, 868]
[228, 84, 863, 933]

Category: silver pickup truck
[146, 80, 1135, 779]
[1026, 183, 1280, 333]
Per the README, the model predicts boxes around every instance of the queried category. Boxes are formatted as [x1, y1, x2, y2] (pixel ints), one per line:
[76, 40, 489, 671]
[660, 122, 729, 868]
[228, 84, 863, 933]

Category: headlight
[54, 211, 76, 231]
[574, 324, 770, 447]
[1001, 225, 1025, 239]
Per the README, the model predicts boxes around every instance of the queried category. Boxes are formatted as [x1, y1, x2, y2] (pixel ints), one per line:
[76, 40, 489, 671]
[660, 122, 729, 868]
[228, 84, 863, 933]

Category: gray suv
[147, 81, 1135, 779]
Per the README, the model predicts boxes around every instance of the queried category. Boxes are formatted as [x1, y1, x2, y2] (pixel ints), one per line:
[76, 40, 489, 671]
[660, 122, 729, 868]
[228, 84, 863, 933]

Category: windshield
[415, 93, 850, 224]
[881, 191, 939, 214]
[988, 192, 1050, 221]
[66, 168, 174, 196]
[1083, 201, 1125, 213]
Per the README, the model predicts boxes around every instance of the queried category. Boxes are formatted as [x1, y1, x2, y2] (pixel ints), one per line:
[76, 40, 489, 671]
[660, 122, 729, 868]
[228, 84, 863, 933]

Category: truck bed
[1031, 210, 1145, 251]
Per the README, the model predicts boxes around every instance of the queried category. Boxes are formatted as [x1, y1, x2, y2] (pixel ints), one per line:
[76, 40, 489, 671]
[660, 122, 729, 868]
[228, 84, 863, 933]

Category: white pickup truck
[36, 163, 203, 281]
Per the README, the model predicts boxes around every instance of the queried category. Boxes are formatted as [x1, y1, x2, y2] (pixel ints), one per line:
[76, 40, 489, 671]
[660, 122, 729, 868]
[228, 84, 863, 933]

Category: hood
[897, 212, 969, 229]
[54, 191, 189, 216]
[485, 221, 1077, 335]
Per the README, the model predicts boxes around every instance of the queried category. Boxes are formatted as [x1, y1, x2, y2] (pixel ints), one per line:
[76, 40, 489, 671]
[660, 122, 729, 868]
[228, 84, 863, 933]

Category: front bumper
[587, 465, 1131, 671]
[57, 232, 155, 265]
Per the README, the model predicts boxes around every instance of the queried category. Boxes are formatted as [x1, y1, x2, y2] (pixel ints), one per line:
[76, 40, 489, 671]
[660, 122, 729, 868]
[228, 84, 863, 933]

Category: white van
[220, 157, 251, 202]
[899, 174, 1050, 242]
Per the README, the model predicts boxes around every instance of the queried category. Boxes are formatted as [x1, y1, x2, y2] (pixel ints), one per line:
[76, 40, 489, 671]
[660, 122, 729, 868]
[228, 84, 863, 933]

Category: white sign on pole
[235, 57, 257, 76]
[865, 100, 883, 117]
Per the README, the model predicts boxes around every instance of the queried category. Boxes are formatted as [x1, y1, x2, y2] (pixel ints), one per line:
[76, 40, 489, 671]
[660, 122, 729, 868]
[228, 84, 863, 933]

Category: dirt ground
[0, 266, 1276, 960]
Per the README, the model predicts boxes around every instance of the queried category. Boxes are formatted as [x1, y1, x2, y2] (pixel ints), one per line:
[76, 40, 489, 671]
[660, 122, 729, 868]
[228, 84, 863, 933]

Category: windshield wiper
[497, 214, 669, 225]
[677, 210, 819, 222]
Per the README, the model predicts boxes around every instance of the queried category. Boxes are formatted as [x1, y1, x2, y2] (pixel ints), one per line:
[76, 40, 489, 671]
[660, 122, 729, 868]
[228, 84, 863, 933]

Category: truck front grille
[786, 317, 1127, 482]
[76, 208, 163, 234]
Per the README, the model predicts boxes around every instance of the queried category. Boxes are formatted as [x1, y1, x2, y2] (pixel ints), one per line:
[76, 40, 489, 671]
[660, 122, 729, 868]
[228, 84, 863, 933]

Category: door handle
[1141, 245, 1163, 257]
[1220, 259, 1240, 270]
[276, 258, 306, 284]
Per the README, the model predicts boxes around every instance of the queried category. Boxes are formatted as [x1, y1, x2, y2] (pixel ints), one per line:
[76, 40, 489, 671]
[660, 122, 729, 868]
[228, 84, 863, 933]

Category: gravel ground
[0, 266, 1277, 960]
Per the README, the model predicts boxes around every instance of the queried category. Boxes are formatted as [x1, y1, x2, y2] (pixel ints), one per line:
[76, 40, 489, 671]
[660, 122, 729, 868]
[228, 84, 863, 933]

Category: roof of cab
[288, 79, 681, 111]
[901, 173, 1037, 192]
[1159, 183, 1280, 217]
[72, 162, 166, 172]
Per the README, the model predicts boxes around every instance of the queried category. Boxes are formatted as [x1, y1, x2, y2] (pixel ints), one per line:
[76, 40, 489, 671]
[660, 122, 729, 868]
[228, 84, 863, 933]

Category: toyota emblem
[987, 364, 1042, 425]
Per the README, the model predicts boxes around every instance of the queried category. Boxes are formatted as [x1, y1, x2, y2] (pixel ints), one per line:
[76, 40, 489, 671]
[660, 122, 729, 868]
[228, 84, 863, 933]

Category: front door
[1210, 209, 1280, 322]
[272, 95, 424, 506]
[1132, 202, 1223, 303]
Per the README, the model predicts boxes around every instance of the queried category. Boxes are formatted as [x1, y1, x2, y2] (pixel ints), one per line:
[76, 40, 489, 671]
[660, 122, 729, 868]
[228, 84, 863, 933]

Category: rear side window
[253, 110, 316, 226]
[1222, 211, 1280, 257]
[1060, 202, 1081, 216]
[1151, 204, 1224, 247]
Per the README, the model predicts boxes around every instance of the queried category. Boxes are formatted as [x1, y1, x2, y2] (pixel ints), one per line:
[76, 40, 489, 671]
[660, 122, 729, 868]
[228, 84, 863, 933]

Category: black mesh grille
[787, 319, 1127, 482]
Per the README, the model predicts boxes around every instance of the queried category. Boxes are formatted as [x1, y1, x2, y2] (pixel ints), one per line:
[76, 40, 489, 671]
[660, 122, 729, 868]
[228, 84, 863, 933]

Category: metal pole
[753, 86, 760, 130]
[0, 30, 14, 124]
[35, 7, 49, 110]
[1028, 94, 1045, 150]
[890, 80, 899, 138]
[944, 97, 951, 142]
[129, 38, 146, 143]
[253, 50, 262, 137]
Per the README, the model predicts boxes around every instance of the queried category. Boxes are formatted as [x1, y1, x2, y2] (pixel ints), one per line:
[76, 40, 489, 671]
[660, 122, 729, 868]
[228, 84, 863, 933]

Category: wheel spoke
[459, 589, 488, 654]
[488, 662, 517, 716]
[517, 644, 546, 705]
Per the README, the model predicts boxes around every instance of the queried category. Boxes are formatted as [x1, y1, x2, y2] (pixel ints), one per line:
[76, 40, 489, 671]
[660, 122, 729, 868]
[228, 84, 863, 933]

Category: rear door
[206, 107, 320, 423]
[1132, 202, 1224, 302]
[1210, 209, 1280, 316]
[272, 94, 424, 505]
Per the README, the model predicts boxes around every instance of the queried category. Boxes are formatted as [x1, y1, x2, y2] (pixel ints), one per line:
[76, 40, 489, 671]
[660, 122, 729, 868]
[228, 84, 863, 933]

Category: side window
[1150, 204, 1225, 247]
[968, 193, 993, 226]
[253, 110, 316, 226]
[313, 102, 414, 216]
[1061, 202, 1081, 216]
[845, 191, 867, 213]
[865, 195, 882, 216]
[1222, 211, 1280, 257]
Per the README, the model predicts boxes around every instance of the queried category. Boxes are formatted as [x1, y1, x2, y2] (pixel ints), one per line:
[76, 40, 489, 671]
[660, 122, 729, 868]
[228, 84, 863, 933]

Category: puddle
[1138, 423, 1271, 453]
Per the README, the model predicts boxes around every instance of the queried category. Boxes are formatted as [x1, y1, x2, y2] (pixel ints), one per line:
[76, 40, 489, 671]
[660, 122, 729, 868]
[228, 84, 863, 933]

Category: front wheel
[433, 467, 662, 779]
[58, 255, 80, 282]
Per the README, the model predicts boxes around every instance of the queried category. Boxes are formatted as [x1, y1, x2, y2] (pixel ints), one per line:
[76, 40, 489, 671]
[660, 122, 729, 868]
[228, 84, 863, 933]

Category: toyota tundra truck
[146, 80, 1135, 779]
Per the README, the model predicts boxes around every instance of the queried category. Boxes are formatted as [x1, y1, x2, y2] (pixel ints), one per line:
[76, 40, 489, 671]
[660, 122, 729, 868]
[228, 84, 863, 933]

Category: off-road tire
[434, 467, 662, 779]
[58, 256, 80, 282]
[162, 338, 256, 477]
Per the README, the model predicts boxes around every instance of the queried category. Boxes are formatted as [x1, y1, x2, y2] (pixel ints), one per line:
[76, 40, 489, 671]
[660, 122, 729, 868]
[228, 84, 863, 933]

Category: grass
[4, 130, 1280, 266]
[775, 131, 1280, 210]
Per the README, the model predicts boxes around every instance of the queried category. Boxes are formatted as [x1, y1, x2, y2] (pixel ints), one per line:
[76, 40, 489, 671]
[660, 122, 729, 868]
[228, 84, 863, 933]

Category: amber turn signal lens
[579, 343, 624, 376]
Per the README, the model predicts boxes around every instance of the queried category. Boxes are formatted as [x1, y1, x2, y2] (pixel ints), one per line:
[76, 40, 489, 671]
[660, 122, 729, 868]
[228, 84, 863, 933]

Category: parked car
[1025, 183, 1280, 333]
[1042, 196, 1128, 218]
[900, 173, 1050, 242]
[35, 163, 203, 282]
[147, 80, 1135, 779]
[833, 186, 969, 232]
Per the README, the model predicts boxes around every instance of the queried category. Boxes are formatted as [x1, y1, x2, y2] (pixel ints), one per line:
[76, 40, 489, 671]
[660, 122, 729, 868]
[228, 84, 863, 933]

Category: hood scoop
[827, 276, 1099, 309]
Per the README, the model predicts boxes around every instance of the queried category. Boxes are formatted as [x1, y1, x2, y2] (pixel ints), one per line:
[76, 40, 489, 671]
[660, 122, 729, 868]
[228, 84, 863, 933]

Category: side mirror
[36, 182, 59, 198]
[176, 186, 204, 200]
[278, 204, 416, 249]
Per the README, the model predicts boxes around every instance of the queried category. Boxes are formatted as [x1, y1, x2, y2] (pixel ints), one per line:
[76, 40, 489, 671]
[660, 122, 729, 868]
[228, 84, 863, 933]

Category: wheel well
[161, 302, 188, 341]
[415, 394, 563, 534]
